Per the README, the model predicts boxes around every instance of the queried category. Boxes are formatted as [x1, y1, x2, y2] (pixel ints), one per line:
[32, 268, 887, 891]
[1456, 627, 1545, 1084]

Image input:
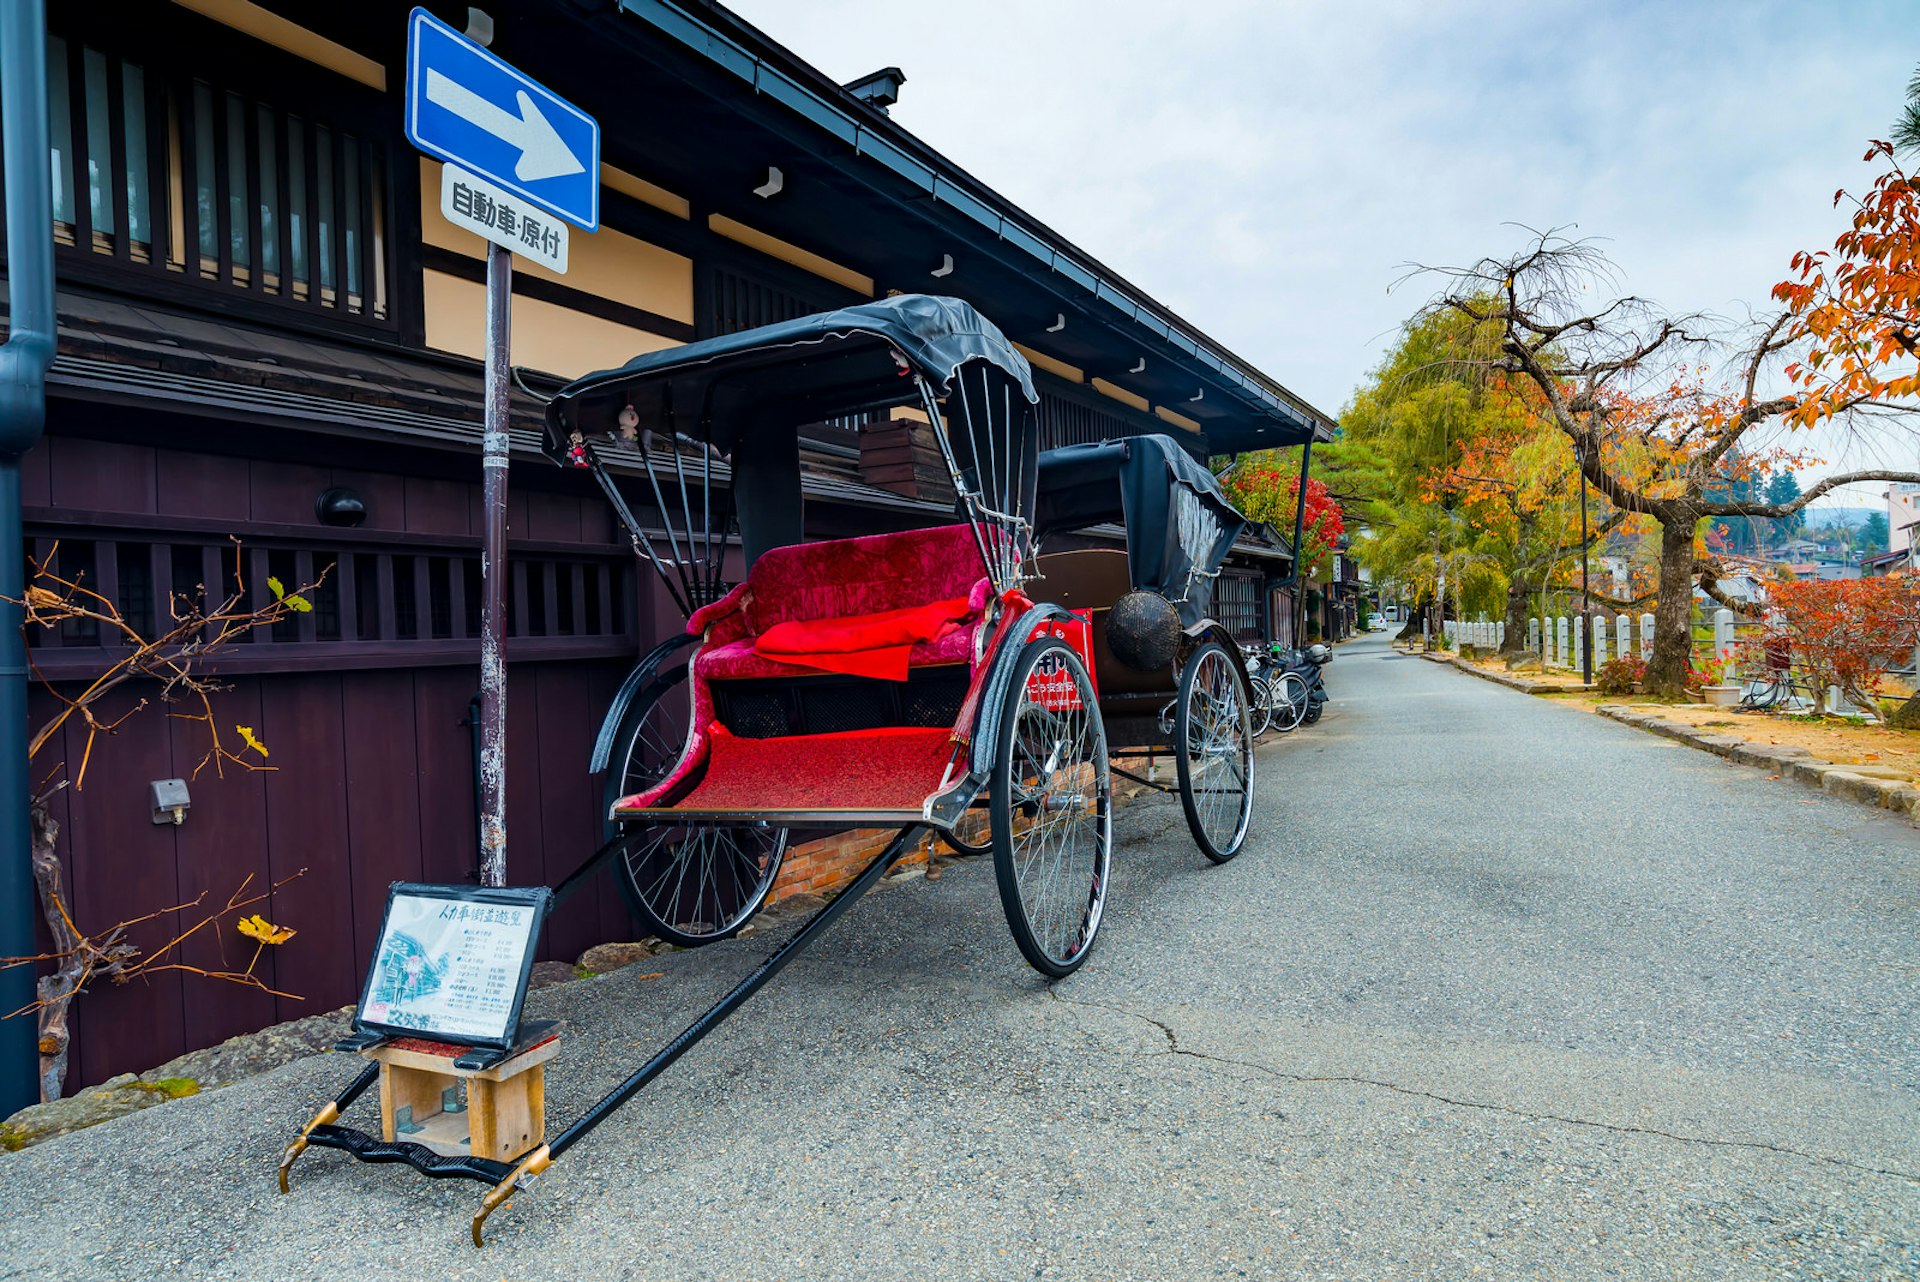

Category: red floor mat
[619, 725, 957, 814]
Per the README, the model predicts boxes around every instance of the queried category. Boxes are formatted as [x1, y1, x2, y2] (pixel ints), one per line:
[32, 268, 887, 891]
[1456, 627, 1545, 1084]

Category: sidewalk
[1432, 646, 1920, 823]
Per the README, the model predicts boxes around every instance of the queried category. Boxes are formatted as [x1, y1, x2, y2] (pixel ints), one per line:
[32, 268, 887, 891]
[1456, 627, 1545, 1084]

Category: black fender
[1180, 619, 1252, 689]
[589, 632, 699, 773]
[967, 602, 1084, 777]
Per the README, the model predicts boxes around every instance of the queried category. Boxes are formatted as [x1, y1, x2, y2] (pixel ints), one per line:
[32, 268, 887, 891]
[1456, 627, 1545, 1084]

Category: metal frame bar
[280, 825, 924, 1246]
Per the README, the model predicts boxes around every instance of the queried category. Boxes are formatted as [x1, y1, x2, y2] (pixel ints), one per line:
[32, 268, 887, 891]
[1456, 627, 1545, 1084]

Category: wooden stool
[362, 1023, 560, 1163]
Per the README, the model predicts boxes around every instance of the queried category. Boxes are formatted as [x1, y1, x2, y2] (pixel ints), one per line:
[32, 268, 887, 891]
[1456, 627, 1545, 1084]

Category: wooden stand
[362, 1025, 559, 1163]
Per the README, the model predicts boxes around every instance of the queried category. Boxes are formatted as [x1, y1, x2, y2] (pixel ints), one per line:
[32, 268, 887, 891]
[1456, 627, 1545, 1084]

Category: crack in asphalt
[1045, 990, 1920, 1184]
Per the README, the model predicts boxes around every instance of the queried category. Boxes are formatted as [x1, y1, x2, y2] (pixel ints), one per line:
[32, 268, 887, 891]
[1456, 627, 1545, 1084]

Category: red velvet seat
[689, 523, 991, 681]
[613, 524, 989, 817]
[695, 627, 975, 682]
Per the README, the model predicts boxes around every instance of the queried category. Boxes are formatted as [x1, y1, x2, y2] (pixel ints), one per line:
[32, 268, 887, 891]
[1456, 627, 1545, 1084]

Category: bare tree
[2, 543, 320, 1099]
[1420, 230, 1920, 694]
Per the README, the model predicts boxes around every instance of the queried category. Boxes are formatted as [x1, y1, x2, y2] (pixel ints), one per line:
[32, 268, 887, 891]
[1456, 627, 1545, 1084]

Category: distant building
[1889, 483, 1920, 557]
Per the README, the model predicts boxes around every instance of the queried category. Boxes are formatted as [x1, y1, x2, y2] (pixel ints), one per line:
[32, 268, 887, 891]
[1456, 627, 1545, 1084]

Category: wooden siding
[27, 433, 642, 1088]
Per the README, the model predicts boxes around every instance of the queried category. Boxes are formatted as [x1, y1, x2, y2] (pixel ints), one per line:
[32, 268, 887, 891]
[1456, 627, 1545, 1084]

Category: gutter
[0, 0, 57, 1114]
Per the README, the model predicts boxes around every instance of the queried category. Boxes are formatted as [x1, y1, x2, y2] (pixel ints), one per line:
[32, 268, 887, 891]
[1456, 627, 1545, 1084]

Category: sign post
[405, 9, 598, 886]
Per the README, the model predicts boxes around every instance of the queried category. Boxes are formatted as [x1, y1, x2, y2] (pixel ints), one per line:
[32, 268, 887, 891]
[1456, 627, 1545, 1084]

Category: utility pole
[1578, 444, 1593, 685]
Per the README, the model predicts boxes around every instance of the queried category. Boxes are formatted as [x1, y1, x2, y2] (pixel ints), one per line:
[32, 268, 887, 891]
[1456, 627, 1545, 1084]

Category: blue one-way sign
[405, 8, 600, 232]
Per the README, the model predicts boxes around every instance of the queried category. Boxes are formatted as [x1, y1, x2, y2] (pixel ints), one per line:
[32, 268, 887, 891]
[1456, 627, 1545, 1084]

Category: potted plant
[1692, 647, 1743, 706]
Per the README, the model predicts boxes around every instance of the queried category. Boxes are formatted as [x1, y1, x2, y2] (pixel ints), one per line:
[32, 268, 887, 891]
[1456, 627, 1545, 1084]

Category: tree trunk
[1394, 589, 1431, 643]
[1644, 514, 1697, 696]
[29, 799, 76, 1102]
[1500, 576, 1530, 656]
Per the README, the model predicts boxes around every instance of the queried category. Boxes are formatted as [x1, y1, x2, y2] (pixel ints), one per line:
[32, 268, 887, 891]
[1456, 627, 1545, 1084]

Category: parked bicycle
[1241, 643, 1312, 735]
[1261, 643, 1332, 725]
[1736, 633, 1819, 714]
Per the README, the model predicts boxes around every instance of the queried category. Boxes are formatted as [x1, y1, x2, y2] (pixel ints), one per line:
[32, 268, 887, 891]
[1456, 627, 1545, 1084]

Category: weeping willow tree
[1342, 308, 1616, 655]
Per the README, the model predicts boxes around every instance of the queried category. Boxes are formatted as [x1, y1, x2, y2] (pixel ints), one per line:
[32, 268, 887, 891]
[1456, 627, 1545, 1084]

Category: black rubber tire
[990, 636, 1112, 979]
[602, 665, 788, 947]
[1174, 641, 1254, 864]
[1246, 677, 1275, 737]
[1269, 671, 1309, 733]
[1302, 697, 1323, 726]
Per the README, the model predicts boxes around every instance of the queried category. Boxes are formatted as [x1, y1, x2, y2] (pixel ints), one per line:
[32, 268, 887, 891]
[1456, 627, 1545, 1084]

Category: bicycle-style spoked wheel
[1174, 641, 1253, 863]
[991, 636, 1112, 978]
[603, 666, 788, 946]
[1246, 676, 1275, 736]
[1269, 670, 1309, 733]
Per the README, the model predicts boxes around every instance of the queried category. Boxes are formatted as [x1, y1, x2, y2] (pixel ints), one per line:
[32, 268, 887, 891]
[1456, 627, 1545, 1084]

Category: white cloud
[728, 0, 1916, 497]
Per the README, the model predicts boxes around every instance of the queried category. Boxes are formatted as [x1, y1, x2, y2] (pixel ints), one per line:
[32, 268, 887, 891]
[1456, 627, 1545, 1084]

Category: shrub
[1595, 655, 1646, 695]
[1768, 576, 1920, 717]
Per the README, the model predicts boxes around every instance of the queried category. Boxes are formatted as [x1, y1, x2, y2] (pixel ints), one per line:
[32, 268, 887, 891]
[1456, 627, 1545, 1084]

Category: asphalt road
[2, 632, 1916, 1280]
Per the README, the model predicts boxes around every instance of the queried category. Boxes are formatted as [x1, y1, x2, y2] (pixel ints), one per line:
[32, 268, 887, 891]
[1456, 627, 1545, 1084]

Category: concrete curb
[1594, 704, 1920, 825]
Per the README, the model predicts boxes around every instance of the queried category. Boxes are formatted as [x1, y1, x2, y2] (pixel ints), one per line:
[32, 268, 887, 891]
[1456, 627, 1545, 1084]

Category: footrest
[305, 1123, 514, 1185]
[616, 725, 957, 817]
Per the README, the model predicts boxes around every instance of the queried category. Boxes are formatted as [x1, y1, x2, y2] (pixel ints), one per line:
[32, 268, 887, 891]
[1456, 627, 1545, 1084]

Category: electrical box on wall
[150, 779, 190, 825]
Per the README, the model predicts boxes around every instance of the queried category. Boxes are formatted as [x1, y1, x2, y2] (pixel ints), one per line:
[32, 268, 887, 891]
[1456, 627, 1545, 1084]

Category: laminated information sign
[353, 882, 552, 1049]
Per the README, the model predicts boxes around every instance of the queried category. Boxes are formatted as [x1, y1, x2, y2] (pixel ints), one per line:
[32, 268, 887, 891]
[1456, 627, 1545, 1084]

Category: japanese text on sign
[359, 888, 542, 1044]
[440, 164, 569, 273]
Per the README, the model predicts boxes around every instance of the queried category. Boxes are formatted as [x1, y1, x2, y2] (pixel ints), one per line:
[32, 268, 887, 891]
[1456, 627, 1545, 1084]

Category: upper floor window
[46, 29, 396, 330]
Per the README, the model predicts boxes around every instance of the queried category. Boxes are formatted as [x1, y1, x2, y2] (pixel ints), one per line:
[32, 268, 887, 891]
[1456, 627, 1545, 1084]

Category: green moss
[572, 964, 596, 980]
[0, 1123, 30, 1152]
[133, 1077, 200, 1099]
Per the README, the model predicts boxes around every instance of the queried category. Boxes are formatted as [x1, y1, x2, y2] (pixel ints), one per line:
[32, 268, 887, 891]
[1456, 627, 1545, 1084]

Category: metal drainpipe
[1251, 440, 1314, 649]
[0, 0, 56, 1113]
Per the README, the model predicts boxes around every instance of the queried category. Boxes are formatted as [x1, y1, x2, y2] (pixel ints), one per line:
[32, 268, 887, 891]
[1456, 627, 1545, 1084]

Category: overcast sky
[729, 0, 1916, 503]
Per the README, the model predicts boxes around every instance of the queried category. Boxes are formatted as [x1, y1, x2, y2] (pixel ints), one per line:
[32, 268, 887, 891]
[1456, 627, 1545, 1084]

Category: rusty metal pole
[478, 242, 512, 886]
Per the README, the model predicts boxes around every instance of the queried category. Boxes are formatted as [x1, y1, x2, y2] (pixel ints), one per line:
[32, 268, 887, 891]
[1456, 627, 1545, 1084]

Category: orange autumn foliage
[1774, 141, 1920, 424]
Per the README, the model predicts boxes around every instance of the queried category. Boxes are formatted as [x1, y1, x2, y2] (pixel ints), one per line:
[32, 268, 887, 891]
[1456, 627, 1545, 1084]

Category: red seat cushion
[744, 525, 988, 634]
[696, 625, 975, 682]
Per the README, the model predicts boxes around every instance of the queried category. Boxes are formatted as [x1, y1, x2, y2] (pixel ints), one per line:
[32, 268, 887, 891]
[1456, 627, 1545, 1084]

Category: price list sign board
[354, 882, 552, 1050]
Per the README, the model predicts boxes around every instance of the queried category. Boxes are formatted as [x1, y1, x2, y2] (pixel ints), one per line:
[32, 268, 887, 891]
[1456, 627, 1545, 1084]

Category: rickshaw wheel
[990, 636, 1112, 979]
[1174, 641, 1254, 864]
[602, 667, 788, 947]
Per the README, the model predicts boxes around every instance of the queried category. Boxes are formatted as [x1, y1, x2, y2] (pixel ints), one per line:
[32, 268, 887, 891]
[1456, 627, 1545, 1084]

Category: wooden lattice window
[24, 527, 635, 678]
[1214, 572, 1262, 641]
[44, 26, 396, 330]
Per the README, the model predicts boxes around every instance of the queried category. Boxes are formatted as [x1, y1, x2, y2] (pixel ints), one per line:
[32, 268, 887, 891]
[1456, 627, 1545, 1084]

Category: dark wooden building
[2, 0, 1333, 1090]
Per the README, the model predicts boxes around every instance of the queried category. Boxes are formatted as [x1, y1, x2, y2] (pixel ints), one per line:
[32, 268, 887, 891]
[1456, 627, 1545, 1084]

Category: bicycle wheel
[1269, 671, 1308, 733]
[1246, 677, 1275, 737]
[603, 667, 788, 947]
[1174, 641, 1253, 863]
[991, 635, 1112, 978]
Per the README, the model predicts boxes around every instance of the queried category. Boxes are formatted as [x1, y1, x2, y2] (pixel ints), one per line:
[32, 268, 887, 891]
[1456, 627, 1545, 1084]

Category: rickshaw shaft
[547, 825, 922, 1158]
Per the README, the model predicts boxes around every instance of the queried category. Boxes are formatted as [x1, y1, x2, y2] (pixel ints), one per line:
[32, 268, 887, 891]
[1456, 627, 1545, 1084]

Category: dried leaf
[236, 725, 269, 758]
[237, 913, 296, 945]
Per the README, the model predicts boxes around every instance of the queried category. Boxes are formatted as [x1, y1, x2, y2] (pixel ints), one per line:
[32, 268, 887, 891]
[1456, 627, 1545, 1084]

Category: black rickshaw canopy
[1035, 433, 1249, 626]
[542, 293, 1038, 456]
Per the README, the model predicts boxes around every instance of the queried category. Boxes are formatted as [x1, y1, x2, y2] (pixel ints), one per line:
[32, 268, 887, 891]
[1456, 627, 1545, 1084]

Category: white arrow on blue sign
[405, 8, 600, 232]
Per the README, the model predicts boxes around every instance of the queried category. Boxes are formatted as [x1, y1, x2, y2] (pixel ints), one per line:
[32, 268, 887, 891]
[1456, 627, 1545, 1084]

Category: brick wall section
[761, 759, 1159, 906]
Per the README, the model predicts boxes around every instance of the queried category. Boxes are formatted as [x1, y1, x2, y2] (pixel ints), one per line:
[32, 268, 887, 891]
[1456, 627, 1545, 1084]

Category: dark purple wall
[25, 426, 644, 1088]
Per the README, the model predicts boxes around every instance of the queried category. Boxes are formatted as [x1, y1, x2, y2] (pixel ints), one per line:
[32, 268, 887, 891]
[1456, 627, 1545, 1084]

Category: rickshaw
[281, 295, 1171, 1241]
[1030, 435, 1258, 862]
